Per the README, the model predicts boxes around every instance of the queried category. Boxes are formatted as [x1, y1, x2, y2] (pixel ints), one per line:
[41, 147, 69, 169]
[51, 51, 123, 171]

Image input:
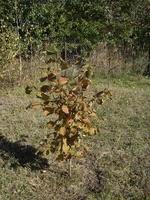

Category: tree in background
[0, 0, 149, 69]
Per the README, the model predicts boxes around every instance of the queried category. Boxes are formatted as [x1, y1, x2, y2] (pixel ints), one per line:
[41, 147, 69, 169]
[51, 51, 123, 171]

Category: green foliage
[26, 59, 111, 160]
[0, 29, 19, 68]
[1, 0, 149, 58]
[0, 0, 149, 78]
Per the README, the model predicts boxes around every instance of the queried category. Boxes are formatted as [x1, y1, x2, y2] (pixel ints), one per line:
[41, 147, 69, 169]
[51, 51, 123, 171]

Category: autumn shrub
[26, 58, 111, 160]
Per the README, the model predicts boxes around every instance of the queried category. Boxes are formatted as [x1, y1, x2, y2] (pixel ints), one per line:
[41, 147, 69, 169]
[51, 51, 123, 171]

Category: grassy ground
[0, 75, 150, 200]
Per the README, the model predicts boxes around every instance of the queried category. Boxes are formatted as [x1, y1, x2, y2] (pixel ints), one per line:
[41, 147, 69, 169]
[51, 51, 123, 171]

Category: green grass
[0, 75, 150, 200]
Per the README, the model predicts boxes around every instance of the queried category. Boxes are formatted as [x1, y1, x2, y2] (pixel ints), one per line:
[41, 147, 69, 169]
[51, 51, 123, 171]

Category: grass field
[0, 75, 150, 200]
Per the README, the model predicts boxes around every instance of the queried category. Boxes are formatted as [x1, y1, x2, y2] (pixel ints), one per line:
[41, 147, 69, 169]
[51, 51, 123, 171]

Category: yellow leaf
[90, 112, 97, 117]
[76, 121, 84, 129]
[89, 127, 96, 135]
[62, 138, 70, 154]
[59, 127, 67, 136]
[58, 76, 68, 85]
[76, 151, 84, 158]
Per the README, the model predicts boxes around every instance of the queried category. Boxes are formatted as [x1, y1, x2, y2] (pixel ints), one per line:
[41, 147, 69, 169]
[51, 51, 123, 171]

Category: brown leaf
[47, 73, 56, 81]
[70, 127, 77, 134]
[60, 58, 70, 70]
[96, 98, 103, 105]
[68, 134, 78, 145]
[81, 79, 90, 90]
[95, 91, 104, 98]
[58, 76, 68, 85]
[26, 102, 41, 109]
[25, 86, 32, 94]
[47, 122, 54, 128]
[40, 85, 51, 93]
[67, 118, 74, 125]
[56, 154, 64, 161]
[82, 102, 88, 112]
[43, 110, 49, 116]
[95, 89, 112, 98]
[104, 89, 112, 99]
[82, 118, 91, 125]
[41, 93, 49, 101]
[62, 105, 69, 114]
[76, 121, 84, 129]
[78, 77, 90, 90]
[43, 101, 50, 105]
[75, 112, 82, 121]
[83, 126, 96, 135]
[40, 76, 47, 82]
[43, 107, 54, 115]
[72, 86, 79, 92]
[90, 112, 97, 117]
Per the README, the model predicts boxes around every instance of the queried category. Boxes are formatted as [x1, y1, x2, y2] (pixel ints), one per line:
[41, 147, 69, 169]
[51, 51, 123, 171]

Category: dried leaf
[76, 151, 84, 158]
[60, 58, 69, 70]
[25, 86, 32, 94]
[47, 122, 54, 128]
[59, 127, 67, 136]
[62, 138, 70, 154]
[41, 93, 49, 101]
[56, 154, 64, 161]
[67, 118, 74, 125]
[81, 79, 90, 90]
[43, 110, 50, 116]
[89, 127, 96, 135]
[70, 127, 77, 134]
[43, 107, 54, 114]
[90, 112, 97, 117]
[47, 73, 56, 81]
[62, 105, 69, 114]
[40, 76, 47, 82]
[26, 102, 41, 109]
[40, 85, 51, 93]
[96, 98, 103, 105]
[95, 91, 104, 98]
[58, 76, 68, 85]
[83, 118, 91, 125]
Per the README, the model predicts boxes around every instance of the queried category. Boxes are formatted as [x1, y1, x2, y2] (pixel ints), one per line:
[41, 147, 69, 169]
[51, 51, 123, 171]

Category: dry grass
[0, 75, 150, 200]
[90, 43, 148, 76]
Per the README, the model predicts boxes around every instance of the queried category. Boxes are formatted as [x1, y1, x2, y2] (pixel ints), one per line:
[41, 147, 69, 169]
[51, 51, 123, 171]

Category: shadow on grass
[0, 135, 49, 170]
